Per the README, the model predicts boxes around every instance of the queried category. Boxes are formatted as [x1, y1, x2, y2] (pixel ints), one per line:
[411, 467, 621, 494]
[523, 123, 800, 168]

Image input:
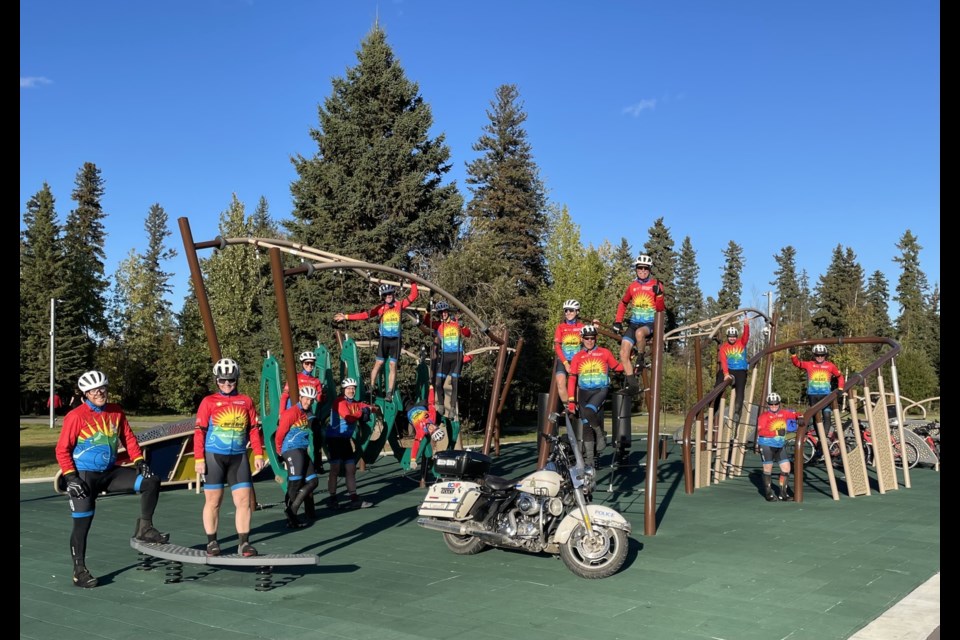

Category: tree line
[20, 26, 939, 419]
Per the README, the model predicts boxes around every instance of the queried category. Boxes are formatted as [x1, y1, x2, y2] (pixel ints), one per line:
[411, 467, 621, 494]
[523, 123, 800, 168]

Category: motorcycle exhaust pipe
[416, 517, 522, 548]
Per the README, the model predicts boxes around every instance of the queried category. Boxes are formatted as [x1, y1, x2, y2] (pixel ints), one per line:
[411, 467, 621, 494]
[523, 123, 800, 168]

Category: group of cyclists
[55, 252, 853, 587]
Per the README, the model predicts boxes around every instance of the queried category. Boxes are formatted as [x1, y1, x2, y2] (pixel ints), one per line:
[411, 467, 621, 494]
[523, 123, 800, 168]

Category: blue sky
[21, 1, 940, 315]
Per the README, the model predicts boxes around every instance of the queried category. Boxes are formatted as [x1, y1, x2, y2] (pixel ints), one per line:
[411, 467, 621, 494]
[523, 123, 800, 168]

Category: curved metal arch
[662, 307, 771, 342]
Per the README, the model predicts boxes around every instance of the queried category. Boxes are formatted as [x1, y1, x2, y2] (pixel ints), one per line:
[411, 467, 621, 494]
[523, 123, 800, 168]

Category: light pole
[48, 298, 57, 429]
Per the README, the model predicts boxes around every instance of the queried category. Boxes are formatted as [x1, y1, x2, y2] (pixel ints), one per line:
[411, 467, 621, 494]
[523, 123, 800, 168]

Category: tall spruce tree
[60, 162, 109, 375]
[865, 270, 893, 338]
[449, 83, 549, 407]
[771, 246, 804, 323]
[674, 236, 704, 328]
[287, 24, 462, 350]
[813, 245, 866, 338]
[716, 241, 745, 313]
[20, 184, 77, 408]
[598, 238, 635, 324]
[107, 204, 178, 410]
[893, 230, 929, 343]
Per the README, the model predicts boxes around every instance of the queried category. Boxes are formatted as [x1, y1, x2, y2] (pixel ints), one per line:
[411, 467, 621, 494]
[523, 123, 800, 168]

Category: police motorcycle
[416, 412, 631, 579]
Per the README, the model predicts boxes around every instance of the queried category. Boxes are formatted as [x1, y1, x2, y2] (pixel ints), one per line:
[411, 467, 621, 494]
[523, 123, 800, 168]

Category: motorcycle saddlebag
[418, 480, 483, 519]
[434, 450, 492, 479]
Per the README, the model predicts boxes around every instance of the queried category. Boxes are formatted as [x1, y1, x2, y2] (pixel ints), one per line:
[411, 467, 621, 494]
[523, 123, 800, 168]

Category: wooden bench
[130, 538, 319, 591]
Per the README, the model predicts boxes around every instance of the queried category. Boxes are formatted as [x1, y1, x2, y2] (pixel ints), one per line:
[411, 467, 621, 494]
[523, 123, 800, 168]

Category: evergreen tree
[771, 246, 803, 323]
[107, 204, 178, 410]
[716, 241, 745, 313]
[893, 230, 929, 343]
[447, 83, 549, 409]
[287, 24, 462, 350]
[60, 162, 109, 375]
[19, 184, 76, 408]
[674, 236, 704, 328]
[159, 284, 215, 413]
[597, 238, 635, 325]
[812, 245, 866, 338]
[924, 285, 940, 383]
[865, 270, 893, 338]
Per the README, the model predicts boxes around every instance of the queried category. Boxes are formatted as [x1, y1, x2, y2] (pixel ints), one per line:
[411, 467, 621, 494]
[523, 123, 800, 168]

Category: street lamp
[48, 298, 61, 429]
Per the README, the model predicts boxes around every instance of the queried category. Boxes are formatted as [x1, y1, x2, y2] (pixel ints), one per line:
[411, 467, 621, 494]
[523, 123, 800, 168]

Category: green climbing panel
[311, 345, 334, 466]
[259, 355, 287, 490]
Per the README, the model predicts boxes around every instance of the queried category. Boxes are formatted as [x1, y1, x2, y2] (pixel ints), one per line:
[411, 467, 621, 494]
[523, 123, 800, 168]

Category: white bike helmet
[580, 324, 598, 338]
[341, 378, 359, 389]
[213, 358, 240, 380]
[299, 385, 318, 399]
[726, 326, 740, 337]
[766, 392, 782, 405]
[563, 299, 581, 311]
[299, 351, 316, 363]
[78, 370, 108, 392]
[378, 283, 397, 297]
[633, 254, 654, 268]
[812, 344, 829, 356]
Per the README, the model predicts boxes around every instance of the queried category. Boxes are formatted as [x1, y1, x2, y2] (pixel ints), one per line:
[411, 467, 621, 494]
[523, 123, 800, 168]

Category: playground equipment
[177, 218, 519, 486]
[681, 335, 914, 502]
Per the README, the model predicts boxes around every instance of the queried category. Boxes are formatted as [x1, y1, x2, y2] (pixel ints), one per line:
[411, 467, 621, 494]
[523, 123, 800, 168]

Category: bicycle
[803, 422, 919, 469]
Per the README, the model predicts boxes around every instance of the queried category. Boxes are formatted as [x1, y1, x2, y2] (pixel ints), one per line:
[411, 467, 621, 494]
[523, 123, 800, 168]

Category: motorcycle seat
[484, 475, 514, 491]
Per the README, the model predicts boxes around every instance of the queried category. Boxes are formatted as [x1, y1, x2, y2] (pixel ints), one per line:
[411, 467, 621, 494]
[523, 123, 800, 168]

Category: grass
[19, 414, 192, 479]
[19, 410, 683, 479]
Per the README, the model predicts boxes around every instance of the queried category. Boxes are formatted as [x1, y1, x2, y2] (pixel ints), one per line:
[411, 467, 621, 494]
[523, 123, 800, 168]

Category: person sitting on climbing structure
[756, 392, 802, 502]
[334, 282, 419, 398]
[612, 254, 665, 394]
[405, 386, 446, 470]
[554, 299, 585, 408]
[276, 385, 320, 528]
[326, 378, 379, 509]
[566, 324, 624, 468]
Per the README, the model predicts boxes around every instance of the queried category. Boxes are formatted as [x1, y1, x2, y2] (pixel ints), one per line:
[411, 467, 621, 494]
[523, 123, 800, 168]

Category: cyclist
[567, 324, 625, 467]
[756, 392, 802, 501]
[790, 344, 844, 433]
[612, 255, 665, 394]
[553, 299, 585, 406]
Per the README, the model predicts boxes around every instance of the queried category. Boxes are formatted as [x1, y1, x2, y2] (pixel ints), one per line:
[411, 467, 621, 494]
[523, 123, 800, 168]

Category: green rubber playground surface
[20, 442, 939, 640]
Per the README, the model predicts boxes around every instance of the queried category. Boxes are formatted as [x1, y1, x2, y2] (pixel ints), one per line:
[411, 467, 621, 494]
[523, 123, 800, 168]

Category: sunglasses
[86, 387, 108, 396]
[217, 379, 237, 385]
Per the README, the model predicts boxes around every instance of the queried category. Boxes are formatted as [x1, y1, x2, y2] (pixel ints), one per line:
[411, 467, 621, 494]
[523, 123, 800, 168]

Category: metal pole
[482, 328, 510, 456]
[643, 311, 666, 535]
[178, 218, 221, 362]
[49, 298, 56, 429]
[270, 248, 300, 408]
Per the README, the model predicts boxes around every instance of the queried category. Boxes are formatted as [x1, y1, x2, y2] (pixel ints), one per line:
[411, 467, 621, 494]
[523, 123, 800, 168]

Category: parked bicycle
[802, 422, 920, 469]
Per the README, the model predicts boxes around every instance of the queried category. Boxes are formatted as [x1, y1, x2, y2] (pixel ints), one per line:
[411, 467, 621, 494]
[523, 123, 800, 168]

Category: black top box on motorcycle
[434, 450, 491, 478]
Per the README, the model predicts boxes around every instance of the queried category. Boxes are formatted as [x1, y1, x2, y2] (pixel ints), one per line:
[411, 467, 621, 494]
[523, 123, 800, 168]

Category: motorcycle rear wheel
[442, 532, 487, 555]
[559, 524, 628, 579]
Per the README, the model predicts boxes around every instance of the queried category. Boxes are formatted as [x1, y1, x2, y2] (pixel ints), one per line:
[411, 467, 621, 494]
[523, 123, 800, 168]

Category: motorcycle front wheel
[559, 524, 629, 579]
[442, 532, 487, 555]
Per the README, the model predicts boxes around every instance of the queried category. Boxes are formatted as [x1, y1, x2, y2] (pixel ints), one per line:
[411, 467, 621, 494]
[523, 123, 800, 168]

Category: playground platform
[20, 440, 938, 640]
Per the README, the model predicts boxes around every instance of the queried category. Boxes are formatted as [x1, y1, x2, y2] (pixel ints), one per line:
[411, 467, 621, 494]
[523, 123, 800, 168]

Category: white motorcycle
[417, 413, 632, 579]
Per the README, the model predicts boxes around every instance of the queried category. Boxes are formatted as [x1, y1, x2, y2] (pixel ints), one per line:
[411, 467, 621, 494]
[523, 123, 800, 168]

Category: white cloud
[21, 76, 52, 89]
[622, 99, 657, 117]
